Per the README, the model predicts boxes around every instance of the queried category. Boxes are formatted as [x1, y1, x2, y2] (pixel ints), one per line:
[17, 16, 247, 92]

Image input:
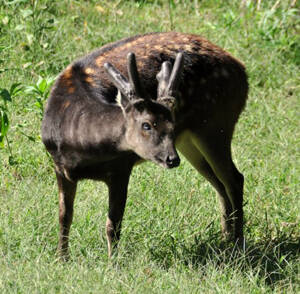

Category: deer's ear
[116, 90, 147, 116]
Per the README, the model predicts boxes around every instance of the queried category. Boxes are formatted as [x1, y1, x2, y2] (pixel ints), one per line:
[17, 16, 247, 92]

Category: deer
[41, 32, 248, 260]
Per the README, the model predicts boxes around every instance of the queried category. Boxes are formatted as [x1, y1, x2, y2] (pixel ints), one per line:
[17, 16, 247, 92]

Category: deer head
[104, 52, 184, 168]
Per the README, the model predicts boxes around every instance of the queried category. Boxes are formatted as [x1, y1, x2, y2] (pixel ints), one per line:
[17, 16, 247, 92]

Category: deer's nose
[166, 155, 180, 168]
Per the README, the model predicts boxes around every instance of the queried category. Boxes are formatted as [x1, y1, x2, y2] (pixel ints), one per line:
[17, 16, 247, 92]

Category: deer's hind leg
[176, 131, 235, 239]
[55, 170, 77, 261]
[186, 129, 244, 242]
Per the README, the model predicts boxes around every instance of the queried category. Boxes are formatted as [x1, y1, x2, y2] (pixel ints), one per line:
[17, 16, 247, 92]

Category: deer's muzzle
[165, 154, 180, 168]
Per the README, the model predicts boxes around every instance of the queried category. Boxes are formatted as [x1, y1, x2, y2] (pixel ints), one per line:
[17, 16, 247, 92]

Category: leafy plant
[0, 105, 9, 148]
[0, 83, 23, 149]
[24, 76, 55, 117]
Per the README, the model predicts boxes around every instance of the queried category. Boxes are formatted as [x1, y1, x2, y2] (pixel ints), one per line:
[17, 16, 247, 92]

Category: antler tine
[156, 61, 172, 98]
[104, 62, 133, 98]
[127, 52, 145, 98]
[156, 53, 184, 111]
[167, 52, 184, 96]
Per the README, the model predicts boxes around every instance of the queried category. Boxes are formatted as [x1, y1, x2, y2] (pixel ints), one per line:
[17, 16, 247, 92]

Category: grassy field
[0, 0, 299, 293]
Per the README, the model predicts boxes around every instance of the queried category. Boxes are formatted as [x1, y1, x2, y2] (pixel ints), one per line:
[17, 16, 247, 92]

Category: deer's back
[42, 32, 248, 156]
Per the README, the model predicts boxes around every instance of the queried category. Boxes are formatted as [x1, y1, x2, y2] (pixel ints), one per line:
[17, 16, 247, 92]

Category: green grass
[0, 0, 299, 293]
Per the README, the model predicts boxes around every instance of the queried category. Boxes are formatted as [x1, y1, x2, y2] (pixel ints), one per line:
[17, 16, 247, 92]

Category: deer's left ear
[115, 90, 146, 116]
[116, 90, 130, 111]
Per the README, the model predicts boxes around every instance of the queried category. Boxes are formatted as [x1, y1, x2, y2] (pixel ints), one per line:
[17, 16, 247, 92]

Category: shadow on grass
[148, 231, 299, 288]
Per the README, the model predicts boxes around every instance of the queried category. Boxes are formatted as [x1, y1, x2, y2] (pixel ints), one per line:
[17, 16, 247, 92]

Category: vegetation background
[0, 0, 299, 293]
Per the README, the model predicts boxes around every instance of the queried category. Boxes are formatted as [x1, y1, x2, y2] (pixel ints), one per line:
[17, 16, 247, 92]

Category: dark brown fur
[42, 32, 248, 259]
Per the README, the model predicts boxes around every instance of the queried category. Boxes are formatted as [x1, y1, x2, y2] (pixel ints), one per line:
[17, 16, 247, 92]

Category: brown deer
[41, 32, 248, 260]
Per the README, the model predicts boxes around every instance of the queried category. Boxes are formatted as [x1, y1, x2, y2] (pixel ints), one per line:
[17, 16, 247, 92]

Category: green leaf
[10, 83, 23, 97]
[169, 0, 176, 9]
[8, 155, 17, 166]
[15, 24, 26, 31]
[24, 85, 40, 95]
[0, 69, 9, 74]
[0, 110, 9, 147]
[279, 255, 287, 264]
[26, 33, 34, 46]
[20, 9, 33, 19]
[20, 131, 36, 142]
[0, 89, 12, 102]
[6, 0, 28, 5]
[2, 16, 9, 25]
[37, 77, 47, 93]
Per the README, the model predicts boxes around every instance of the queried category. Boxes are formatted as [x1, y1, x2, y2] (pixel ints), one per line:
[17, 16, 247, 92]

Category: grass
[0, 0, 299, 293]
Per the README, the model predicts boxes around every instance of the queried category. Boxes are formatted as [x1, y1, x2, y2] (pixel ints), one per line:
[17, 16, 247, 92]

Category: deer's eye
[142, 122, 151, 131]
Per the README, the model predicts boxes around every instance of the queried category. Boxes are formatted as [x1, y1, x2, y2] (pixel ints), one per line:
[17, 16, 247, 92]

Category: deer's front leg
[105, 172, 131, 258]
[56, 171, 77, 261]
